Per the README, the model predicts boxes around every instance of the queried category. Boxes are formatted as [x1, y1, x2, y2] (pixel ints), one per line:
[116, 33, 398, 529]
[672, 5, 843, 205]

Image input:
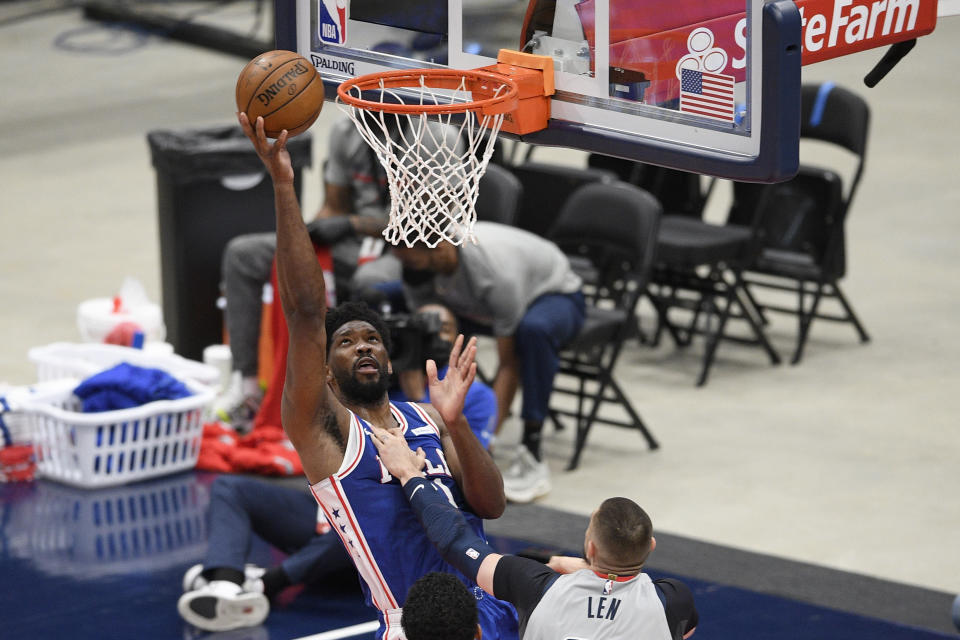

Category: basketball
[236, 50, 324, 138]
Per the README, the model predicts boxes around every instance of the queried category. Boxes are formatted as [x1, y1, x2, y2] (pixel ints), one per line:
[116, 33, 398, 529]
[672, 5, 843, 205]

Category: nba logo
[319, 0, 348, 45]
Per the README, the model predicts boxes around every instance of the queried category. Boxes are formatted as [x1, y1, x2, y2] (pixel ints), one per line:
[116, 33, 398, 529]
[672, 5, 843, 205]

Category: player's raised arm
[237, 113, 350, 483]
[424, 335, 505, 519]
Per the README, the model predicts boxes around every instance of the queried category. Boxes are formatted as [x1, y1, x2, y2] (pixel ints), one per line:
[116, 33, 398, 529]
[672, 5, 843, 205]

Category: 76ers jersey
[310, 402, 515, 639]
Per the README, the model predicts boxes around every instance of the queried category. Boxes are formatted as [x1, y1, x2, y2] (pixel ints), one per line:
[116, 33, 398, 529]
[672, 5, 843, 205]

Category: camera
[384, 310, 452, 372]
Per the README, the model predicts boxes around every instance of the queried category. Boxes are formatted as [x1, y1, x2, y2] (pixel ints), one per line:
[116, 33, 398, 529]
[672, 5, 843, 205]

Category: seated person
[393, 222, 585, 503]
[374, 429, 698, 640]
[177, 474, 351, 632]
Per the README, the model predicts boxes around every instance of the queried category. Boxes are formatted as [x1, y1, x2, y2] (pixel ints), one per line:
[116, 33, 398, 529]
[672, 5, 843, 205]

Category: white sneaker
[212, 373, 262, 434]
[177, 580, 269, 632]
[502, 446, 551, 503]
[182, 564, 267, 594]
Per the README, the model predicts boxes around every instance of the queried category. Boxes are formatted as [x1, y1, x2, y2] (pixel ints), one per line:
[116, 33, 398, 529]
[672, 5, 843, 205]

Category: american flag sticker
[679, 67, 735, 122]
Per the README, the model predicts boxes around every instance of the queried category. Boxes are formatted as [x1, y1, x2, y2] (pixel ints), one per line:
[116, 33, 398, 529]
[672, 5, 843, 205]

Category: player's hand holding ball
[236, 50, 324, 139]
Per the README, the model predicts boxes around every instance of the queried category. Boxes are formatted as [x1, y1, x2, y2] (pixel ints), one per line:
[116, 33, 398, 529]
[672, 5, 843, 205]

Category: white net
[338, 73, 511, 247]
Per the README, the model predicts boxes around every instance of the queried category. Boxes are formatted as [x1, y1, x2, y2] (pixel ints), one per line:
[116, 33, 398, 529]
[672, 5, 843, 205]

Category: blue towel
[74, 362, 192, 413]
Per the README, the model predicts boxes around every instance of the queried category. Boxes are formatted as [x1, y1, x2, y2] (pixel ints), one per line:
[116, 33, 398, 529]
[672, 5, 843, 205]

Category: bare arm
[492, 336, 520, 434]
[237, 113, 350, 483]
[547, 556, 589, 574]
[425, 336, 506, 519]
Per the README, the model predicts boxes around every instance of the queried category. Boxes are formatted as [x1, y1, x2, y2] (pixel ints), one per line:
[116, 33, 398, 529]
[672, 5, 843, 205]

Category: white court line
[294, 620, 380, 640]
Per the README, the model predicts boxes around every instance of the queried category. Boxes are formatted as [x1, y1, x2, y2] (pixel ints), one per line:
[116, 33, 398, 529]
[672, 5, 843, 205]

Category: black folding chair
[475, 163, 523, 226]
[729, 82, 871, 363]
[646, 180, 782, 387]
[587, 153, 709, 220]
[509, 161, 616, 237]
[546, 181, 662, 470]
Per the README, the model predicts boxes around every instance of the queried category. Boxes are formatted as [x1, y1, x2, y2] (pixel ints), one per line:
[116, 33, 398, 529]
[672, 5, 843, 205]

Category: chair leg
[607, 379, 658, 450]
[566, 375, 657, 471]
[792, 281, 824, 365]
[647, 286, 686, 347]
[686, 289, 712, 347]
[832, 282, 871, 343]
[567, 377, 608, 471]
[567, 418, 592, 471]
[649, 294, 666, 347]
[740, 279, 769, 325]
[733, 274, 781, 366]
[696, 284, 736, 387]
[547, 408, 566, 432]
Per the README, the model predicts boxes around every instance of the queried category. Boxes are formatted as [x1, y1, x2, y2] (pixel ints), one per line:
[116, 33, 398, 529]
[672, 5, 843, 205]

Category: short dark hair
[325, 301, 391, 355]
[592, 497, 654, 568]
[401, 572, 478, 640]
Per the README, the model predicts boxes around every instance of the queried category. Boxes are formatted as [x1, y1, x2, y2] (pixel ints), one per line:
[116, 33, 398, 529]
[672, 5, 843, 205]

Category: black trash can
[147, 125, 312, 361]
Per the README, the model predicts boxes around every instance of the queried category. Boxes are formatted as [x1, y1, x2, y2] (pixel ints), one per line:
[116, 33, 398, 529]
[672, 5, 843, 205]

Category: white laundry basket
[28, 342, 219, 387]
[17, 379, 214, 489]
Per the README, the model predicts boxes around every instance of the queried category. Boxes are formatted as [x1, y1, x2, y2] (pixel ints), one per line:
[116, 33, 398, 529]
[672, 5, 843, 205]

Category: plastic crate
[28, 342, 219, 387]
[18, 379, 214, 489]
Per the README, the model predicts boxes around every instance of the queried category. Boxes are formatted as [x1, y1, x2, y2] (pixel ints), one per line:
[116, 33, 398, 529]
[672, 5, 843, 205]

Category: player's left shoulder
[415, 402, 446, 431]
[392, 401, 444, 439]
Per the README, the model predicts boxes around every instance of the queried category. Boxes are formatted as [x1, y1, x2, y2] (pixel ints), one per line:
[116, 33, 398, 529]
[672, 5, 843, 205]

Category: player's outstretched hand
[369, 426, 425, 483]
[237, 112, 295, 185]
[547, 555, 590, 574]
[426, 334, 477, 428]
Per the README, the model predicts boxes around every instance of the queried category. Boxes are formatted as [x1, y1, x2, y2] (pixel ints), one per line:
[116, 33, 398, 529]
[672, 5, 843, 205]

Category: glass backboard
[275, 0, 803, 181]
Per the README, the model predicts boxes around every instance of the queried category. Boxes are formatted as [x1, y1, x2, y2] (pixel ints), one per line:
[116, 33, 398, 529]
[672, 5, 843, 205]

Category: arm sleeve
[654, 578, 698, 638]
[402, 477, 493, 578]
[492, 555, 560, 619]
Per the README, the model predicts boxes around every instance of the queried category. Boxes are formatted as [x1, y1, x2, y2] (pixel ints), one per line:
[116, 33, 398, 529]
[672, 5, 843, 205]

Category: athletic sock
[201, 567, 244, 586]
[522, 421, 543, 461]
[261, 567, 292, 599]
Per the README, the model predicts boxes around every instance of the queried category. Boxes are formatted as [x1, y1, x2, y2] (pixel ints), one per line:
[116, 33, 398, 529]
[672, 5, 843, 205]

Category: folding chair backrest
[722, 84, 868, 277]
[800, 83, 870, 206]
[549, 181, 662, 309]
[587, 153, 706, 218]
[800, 83, 870, 157]
[511, 162, 617, 237]
[476, 163, 523, 226]
[729, 168, 847, 277]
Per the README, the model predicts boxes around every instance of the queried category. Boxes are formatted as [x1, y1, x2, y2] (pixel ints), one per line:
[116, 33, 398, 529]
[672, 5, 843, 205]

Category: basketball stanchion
[336, 50, 554, 247]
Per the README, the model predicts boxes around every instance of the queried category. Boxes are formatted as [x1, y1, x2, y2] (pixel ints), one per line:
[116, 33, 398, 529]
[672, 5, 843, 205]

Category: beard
[334, 362, 392, 406]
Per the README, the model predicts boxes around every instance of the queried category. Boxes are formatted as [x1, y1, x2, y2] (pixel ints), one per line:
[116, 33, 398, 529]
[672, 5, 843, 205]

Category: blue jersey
[310, 401, 517, 640]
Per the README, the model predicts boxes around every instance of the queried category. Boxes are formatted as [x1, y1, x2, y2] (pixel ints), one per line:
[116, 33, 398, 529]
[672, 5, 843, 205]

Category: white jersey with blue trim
[309, 401, 487, 638]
